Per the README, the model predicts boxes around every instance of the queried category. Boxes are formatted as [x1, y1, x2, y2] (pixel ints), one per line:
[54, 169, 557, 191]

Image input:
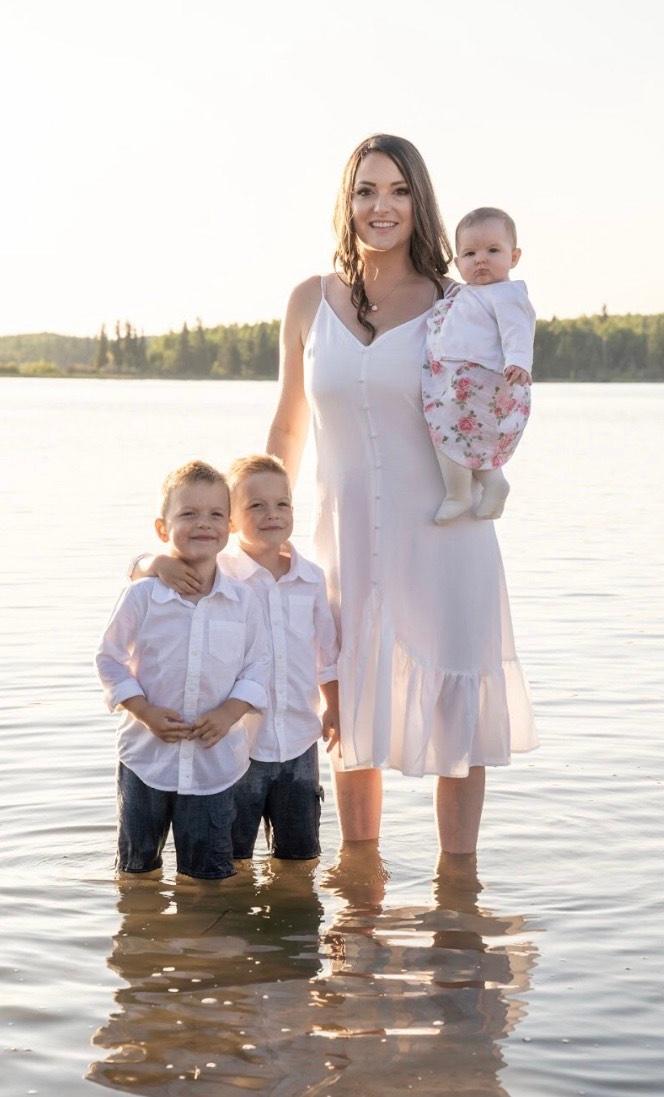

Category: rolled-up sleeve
[95, 585, 147, 712]
[228, 590, 270, 711]
[314, 578, 339, 685]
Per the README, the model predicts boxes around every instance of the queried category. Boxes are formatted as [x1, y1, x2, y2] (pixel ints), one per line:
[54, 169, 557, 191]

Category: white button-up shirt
[220, 544, 339, 763]
[95, 569, 269, 795]
[429, 279, 536, 375]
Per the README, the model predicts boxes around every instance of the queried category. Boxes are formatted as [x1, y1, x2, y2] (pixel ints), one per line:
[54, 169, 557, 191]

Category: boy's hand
[154, 555, 203, 598]
[322, 707, 340, 753]
[504, 365, 531, 385]
[123, 698, 191, 742]
[189, 705, 236, 749]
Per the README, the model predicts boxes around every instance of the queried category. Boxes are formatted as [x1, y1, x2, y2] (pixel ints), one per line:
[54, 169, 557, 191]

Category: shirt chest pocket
[288, 595, 315, 637]
[208, 621, 245, 665]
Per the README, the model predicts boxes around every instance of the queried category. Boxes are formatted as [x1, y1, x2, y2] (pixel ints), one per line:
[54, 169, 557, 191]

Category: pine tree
[137, 331, 148, 374]
[191, 319, 212, 377]
[174, 322, 193, 375]
[95, 325, 109, 372]
[212, 331, 242, 378]
[112, 321, 124, 372]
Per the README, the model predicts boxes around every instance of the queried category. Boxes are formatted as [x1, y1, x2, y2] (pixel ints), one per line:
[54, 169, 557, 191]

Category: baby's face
[455, 218, 520, 286]
[231, 471, 294, 555]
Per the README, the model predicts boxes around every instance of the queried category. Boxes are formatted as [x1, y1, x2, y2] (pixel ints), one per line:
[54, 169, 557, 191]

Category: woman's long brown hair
[333, 134, 453, 341]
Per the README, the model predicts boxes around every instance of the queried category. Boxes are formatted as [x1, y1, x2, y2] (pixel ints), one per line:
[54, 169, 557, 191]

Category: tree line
[1, 310, 663, 380]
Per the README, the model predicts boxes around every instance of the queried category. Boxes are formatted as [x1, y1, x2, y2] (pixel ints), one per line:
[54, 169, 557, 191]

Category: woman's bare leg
[435, 766, 485, 853]
[333, 768, 382, 841]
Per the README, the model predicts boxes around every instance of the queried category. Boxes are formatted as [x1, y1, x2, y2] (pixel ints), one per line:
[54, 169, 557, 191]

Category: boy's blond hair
[227, 453, 290, 496]
[455, 207, 518, 250]
[160, 460, 229, 518]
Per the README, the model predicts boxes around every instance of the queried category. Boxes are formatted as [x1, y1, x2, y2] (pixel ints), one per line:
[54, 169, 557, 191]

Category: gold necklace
[365, 276, 411, 312]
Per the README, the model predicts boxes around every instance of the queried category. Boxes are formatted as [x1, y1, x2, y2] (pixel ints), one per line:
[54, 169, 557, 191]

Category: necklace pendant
[369, 304, 378, 312]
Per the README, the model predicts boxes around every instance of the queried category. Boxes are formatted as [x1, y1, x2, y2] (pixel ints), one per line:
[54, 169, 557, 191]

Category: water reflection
[88, 851, 536, 1096]
[315, 846, 535, 1096]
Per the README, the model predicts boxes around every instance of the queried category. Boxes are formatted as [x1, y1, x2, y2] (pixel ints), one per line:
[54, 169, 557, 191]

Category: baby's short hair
[160, 460, 229, 517]
[227, 453, 290, 496]
[455, 207, 518, 250]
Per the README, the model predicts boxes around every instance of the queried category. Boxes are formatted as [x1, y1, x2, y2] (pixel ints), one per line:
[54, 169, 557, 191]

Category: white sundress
[304, 283, 538, 778]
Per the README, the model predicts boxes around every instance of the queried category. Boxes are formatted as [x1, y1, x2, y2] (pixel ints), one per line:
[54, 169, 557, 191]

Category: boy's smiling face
[231, 470, 294, 555]
[155, 481, 230, 563]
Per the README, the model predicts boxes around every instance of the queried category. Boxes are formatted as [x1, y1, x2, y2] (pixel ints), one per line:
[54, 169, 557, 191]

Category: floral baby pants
[422, 297, 531, 471]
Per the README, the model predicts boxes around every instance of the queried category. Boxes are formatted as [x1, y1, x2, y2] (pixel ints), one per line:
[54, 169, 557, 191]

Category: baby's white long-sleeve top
[220, 543, 339, 764]
[95, 568, 270, 795]
[429, 279, 536, 376]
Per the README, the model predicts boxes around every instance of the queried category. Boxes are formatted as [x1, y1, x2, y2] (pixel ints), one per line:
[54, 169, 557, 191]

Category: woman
[267, 134, 537, 854]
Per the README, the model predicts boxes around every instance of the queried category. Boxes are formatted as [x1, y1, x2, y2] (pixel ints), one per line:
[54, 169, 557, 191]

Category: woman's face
[350, 151, 414, 254]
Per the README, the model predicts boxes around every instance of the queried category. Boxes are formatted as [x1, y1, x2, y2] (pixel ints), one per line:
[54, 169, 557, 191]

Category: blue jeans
[116, 762, 237, 880]
[231, 743, 323, 860]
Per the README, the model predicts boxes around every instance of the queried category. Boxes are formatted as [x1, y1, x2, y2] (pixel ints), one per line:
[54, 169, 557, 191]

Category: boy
[96, 461, 269, 880]
[131, 454, 340, 861]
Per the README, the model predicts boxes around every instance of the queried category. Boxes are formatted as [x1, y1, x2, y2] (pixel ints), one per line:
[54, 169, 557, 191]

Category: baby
[422, 207, 535, 522]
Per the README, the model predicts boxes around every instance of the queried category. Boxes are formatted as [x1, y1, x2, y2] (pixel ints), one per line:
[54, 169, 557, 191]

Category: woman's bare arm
[266, 276, 321, 486]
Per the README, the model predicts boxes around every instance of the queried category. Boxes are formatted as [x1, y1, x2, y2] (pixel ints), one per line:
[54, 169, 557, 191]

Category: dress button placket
[361, 347, 381, 588]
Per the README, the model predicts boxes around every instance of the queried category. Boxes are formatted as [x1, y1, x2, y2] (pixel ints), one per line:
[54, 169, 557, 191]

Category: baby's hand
[155, 555, 203, 597]
[504, 365, 531, 385]
[136, 702, 191, 742]
[322, 707, 340, 753]
[189, 706, 234, 749]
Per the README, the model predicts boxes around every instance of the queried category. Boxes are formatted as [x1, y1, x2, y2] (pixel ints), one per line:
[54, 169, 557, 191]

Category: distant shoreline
[1, 311, 663, 382]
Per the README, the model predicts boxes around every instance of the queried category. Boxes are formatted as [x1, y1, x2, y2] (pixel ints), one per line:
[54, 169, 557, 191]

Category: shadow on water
[88, 847, 537, 1096]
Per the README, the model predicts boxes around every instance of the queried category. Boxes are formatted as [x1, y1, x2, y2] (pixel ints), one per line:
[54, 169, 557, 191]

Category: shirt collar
[284, 544, 319, 584]
[150, 565, 239, 604]
[222, 541, 318, 585]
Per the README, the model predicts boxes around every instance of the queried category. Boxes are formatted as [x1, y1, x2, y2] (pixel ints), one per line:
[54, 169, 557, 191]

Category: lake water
[2, 378, 663, 1097]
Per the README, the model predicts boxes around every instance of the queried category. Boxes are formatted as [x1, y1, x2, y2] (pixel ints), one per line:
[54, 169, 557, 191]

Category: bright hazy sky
[1, 0, 662, 336]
